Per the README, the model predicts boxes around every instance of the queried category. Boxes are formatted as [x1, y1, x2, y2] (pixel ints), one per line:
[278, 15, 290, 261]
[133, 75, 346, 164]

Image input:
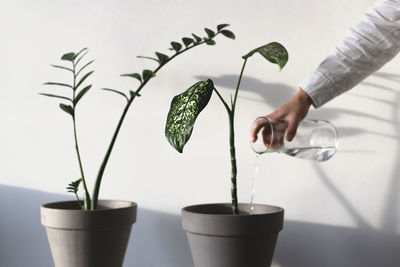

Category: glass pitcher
[250, 117, 339, 162]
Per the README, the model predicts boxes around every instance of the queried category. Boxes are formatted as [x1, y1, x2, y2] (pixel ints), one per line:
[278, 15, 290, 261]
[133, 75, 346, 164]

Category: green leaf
[43, 82, 73, 89]
[76, 60, 95, 77]
[74, 50, 89, 66]
[155, 52, 169, 65]
[129, 90, 141, 97]
[101, 88, 129, 101]
[51, 65, 73, 72]
[205, 39, 216, 46]
[66, 178, 82, 193]
[242, 42, 288, 70]
[182, 37, 194, 47]
[171, 41, 182, 52]
[142, 69, 155, 81]
[74, 85, 91, 105]
[220, 30, 235, 39]
[39, 93, 72, 102]
[75, 70, 94, 90]
[192, 33, 202, 43]
[137, 56, 159, 63]
[204, 28, 215, 38]
[59, 103, 74, 116]
[121, 73, 142, 83]
[217, 23, 230, 31]
[73, 48, 88, 60]
[61, 52, 75, 61]
[165, 79, 214, 153]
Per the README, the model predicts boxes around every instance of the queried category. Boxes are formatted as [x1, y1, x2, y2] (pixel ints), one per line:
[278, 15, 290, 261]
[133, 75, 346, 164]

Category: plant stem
[228, 112, 239, 215]
[74, 192, 83, 210]
[227, 59, 248, 215]
[91, 34, 221, 209]
[72, 62, 91, 210]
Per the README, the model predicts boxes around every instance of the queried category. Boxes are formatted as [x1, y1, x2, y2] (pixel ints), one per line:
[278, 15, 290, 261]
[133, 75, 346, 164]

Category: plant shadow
[0, 185, 192, 267]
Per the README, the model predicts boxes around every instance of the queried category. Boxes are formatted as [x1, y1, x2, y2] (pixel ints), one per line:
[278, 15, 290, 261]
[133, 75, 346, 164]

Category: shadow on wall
[0, 184, 399, 267]
[0, 185, 192, 267]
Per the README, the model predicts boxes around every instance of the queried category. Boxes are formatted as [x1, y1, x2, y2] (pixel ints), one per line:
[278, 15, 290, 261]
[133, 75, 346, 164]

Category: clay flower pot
[41, 200, 137, 267]
[182, 203, 284, 267]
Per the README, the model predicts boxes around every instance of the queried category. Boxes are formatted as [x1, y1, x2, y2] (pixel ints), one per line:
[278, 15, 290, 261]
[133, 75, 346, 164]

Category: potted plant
[39, 24, 235, 267]
[165, 42, 288, 267]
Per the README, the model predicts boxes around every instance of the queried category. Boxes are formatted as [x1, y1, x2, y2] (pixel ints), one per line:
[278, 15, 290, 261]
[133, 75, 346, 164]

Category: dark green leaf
[59, 103, 74, 116]
[182, 37, 194, 47]
[101, 88, 129, 101]
[76, 60, 95, 77]
[121, 73, 142, 83]
[142, 69, 155, 81]
[73, 48, 88, 60]
[204, 28, 215, 38]
[129, 90, 141, 97]
[192, 33, 202, 43]
[39, 93, 72, 102]
[220, 30, 235, 39]
[155, 52, 169, 65]
[205, 39, 216, 46]
[75, 71, 94, 90]
[74, 50, 89, 66]
[242, 42, 288, 70]
[171, 41, 182, 52]
[61, 52, 75, 61]
[137, 56, 159, 63]
[217, 23, 230, 31]
[51, 65, 73, 72]
[74, 85, 91, 105]
[165, 79, 214, 153]
[66, 178, 82, 193]
[44, 82, 73, 89]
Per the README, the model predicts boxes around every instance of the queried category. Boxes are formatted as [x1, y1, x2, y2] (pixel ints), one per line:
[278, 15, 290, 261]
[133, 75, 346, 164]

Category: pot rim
[182, 202, 283, 217]
[41, 199, 137, 212]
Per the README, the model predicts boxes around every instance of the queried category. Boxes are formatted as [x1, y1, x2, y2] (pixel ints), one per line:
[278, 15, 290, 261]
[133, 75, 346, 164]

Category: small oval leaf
[171, 41, 182, 52]
[137, 56, 159, 63]
[61, 52, 75, 61]
[44, 82, 73, 89]
[165, 79, 214, 153]
[51, 65, 73, 72]
[129, 90, 141, 97]
[205, 39, 216, 46]
[242, 42, 288, 70]
[220, 30, 235, 40]
[192, 33, 202, 43]
[76, 60, 95, 77]
[204, 28, 215, 38]
[59, 103, 74, 116]
[121, 73, 142, 83]
[182, 37, 194, 47]
[155, 52, 169, 65]
[217, 23, 230, 31]
[142, 69, 155, 81]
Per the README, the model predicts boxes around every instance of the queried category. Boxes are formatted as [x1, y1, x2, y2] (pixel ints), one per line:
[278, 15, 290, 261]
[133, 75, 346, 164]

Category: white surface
[1, 0, 399, 266]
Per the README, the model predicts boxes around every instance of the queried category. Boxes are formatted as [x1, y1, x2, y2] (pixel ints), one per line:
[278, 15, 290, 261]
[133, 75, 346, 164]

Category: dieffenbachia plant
[41, 24, 235, 210]
[165, 42, 288, 215]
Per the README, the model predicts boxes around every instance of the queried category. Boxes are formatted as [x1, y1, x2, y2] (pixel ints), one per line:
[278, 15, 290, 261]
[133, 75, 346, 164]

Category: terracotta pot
[182, 203, 284, 267]
[41, 200, 137, 267]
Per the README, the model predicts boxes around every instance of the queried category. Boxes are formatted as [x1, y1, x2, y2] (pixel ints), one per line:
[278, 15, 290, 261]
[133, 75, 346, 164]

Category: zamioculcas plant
[165, 42, 288, 214]
[41, 24, 235, 210]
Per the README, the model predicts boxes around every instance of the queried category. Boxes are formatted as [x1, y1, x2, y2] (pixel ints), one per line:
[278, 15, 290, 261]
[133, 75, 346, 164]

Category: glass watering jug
[250, 117, 339, 161]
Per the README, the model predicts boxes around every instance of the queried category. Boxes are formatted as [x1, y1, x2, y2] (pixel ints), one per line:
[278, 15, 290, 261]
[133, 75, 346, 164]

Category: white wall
[1, 0, 399, 266]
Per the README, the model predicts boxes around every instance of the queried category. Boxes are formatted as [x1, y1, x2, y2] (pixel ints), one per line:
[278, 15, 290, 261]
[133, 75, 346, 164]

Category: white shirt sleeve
[300, 0, 400, 108]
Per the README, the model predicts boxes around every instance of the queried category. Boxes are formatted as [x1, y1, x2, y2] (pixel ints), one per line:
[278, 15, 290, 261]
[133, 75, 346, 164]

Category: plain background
[1, 0, 399, 266]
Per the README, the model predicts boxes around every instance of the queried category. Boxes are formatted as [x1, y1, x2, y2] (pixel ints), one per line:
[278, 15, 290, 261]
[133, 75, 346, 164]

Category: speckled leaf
[171, 41, 182, 52]
[155, 52, 169, 65]
[182, 37, 194, 47]
[242, 42, 288, 70]
[192, 33, 202, 43]
[165, 79, 214, 153]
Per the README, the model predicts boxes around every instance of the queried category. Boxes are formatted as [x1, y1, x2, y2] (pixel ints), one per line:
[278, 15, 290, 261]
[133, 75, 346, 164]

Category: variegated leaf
[242, 42, 288, 70]
[165, 80, 214, 153]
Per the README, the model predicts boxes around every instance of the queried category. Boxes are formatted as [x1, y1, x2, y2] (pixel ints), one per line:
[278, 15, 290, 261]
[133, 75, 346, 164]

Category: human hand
[251, 88, 313, 143]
